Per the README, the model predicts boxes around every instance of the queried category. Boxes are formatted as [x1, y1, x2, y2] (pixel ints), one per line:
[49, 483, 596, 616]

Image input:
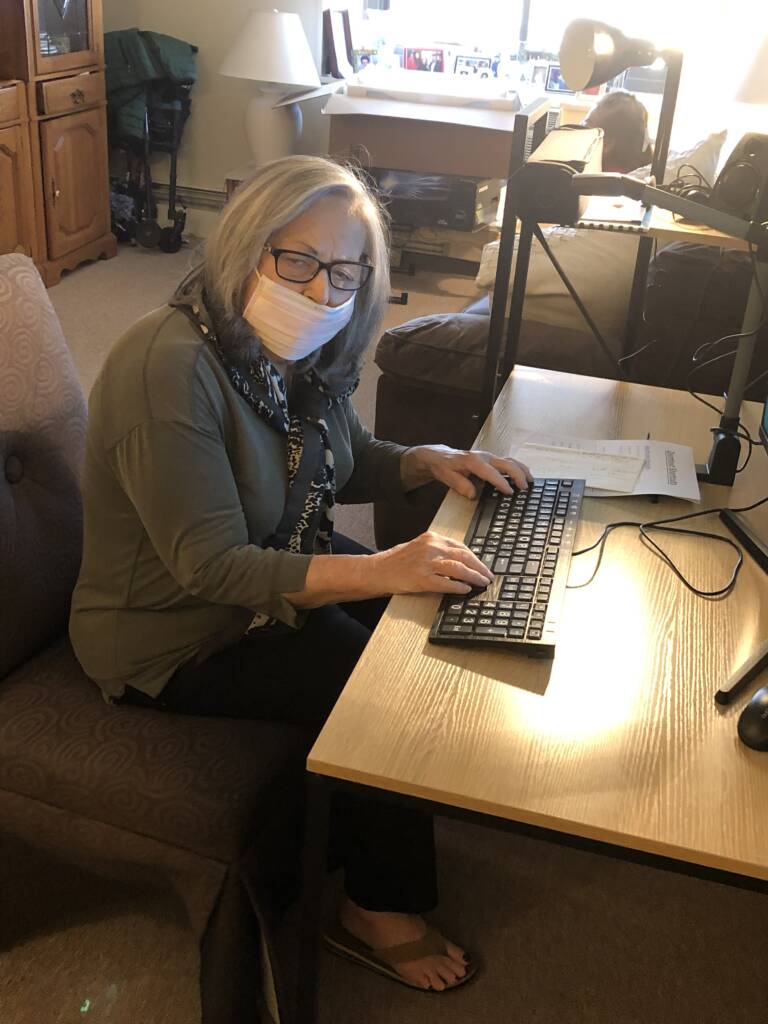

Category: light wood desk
[645, 207, 750, 251]
[299, 367, 768, 1021]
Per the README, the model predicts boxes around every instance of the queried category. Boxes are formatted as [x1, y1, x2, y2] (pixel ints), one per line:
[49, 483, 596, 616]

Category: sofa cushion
[375, 311, 617, 395]
[0, 639, 310, 864]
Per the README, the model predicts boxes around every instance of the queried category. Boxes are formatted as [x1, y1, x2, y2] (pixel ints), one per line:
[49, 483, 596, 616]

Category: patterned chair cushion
[0, 638, 310, 864]
[0, 254, 86, 678]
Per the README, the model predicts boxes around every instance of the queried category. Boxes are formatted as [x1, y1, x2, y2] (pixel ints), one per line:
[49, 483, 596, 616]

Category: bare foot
[339, 896, 468, 991]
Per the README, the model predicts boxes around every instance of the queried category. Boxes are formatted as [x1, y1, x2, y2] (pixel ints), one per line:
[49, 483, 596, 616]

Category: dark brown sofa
[0, 254, 307, 1024]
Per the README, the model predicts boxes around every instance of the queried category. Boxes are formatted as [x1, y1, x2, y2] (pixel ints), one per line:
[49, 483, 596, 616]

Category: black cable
[568, 491, 768, 596]
[684, 246, 767, 454]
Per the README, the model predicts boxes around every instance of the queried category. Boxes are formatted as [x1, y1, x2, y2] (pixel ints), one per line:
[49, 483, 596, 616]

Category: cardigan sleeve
[334, 397, 410, 505]
[111, 417, 313, 624]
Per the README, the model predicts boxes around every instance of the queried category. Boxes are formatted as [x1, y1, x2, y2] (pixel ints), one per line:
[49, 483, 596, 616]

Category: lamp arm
[571, 173, 767, 246]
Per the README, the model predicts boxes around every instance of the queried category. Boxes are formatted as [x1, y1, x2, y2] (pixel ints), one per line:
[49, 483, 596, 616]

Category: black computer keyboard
[429, 477, 585, 658]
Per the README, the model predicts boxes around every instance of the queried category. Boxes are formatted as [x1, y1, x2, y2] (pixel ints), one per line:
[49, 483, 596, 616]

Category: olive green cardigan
[69, 304, 408, 701]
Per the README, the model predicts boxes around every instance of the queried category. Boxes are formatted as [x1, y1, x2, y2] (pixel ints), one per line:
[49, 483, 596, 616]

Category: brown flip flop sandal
[323, 921, 477, 992]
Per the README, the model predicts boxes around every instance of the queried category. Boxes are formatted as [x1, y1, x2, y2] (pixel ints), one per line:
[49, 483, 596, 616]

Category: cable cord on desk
[567, 491, 768, 598]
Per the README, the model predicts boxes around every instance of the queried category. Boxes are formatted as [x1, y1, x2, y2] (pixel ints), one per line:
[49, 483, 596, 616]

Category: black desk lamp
[560, 19, 684, 357]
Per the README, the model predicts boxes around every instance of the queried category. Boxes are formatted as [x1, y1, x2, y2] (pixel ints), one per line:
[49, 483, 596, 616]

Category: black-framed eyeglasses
[264, 244, 374, 292]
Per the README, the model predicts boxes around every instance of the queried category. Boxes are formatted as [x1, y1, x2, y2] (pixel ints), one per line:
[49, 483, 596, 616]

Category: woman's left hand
[401, 444, 533, 499]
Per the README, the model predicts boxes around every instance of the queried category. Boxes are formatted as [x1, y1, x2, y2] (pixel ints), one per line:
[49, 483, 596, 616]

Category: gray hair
[175, 155, 391, 390]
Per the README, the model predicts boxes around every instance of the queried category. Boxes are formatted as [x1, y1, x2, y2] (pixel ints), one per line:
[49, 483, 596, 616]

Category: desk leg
[622, 234, 653, 363]
[296, 773, 331, 1024]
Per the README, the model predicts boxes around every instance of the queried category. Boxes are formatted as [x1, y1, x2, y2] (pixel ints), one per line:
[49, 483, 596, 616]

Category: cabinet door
[0, 126, 37, 258]
[40, 106, 109, 260]
[33, 0, 100, 75]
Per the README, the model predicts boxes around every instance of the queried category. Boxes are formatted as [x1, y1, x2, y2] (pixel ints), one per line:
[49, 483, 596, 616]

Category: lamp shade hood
[560, 19, 657, 91]
[219, 10, 321, 89]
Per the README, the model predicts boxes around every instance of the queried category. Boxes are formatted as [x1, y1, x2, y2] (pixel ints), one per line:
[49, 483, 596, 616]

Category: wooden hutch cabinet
[0, 0, 116, 284]
[0, 79, 37, 258]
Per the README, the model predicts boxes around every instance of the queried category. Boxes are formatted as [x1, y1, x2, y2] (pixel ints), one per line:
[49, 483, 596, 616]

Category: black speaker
[710, 133, 768, 222]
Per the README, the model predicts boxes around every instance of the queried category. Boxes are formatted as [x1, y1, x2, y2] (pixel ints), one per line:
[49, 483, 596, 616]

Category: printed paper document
[515, 443, 644, 493]
[511, 434, 701, 502]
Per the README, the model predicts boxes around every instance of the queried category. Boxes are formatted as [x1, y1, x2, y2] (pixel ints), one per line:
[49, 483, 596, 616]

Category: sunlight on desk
[515, 556, 649, 743]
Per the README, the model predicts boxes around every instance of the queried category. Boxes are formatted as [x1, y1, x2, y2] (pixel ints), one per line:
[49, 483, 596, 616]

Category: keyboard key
[444, 615, 460, 624]
[476, 626, 507, 637]
[444, 625, 472, 634]
[507, 626, 526, 638]
[493, 557, 509, 574]
[527, 629, 543, 640]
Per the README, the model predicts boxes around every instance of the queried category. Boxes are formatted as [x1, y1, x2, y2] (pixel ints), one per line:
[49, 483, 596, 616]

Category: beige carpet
[5, 245, 767, 1024]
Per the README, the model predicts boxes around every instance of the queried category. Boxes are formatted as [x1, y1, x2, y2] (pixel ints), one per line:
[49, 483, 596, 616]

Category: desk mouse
[737, 686, 768, 751]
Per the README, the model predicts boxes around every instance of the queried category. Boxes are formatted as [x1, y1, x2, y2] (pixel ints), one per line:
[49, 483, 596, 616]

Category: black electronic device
[511, 125, 603, 225]
[429, 477, 585, 658]
[710, 133, 768, 222]
[369, 168, 502, 232]
[737, 686, 768, 750]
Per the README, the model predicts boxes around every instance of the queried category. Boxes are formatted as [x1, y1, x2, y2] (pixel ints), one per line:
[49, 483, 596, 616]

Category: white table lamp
[219, 10, 321, 165]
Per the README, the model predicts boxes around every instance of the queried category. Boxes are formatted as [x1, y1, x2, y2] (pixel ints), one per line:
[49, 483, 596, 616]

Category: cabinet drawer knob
[70, 88, 86, 105]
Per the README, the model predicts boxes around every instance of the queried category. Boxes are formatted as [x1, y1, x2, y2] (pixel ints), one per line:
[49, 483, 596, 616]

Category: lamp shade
[735, 36, 768, 104]
[219, 10, 320, 90]
[560, 19, 657, 91]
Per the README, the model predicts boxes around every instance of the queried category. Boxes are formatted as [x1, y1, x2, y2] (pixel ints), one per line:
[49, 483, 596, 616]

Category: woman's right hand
[367, 531, 493, 596]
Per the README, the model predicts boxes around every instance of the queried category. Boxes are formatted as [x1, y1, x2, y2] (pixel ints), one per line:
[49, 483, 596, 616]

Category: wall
[102, 0, 329, 233]
[103, 0, 139, 32]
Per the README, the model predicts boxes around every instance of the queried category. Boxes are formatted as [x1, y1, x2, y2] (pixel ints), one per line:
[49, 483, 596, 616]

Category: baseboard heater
[152, 183, 226, 212]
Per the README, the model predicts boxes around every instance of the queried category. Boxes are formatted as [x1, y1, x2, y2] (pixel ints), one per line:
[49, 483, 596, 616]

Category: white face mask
[243, 274, 356, 362]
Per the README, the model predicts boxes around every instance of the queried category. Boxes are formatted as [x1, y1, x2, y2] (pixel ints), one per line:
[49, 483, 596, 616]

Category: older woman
[70, 156, 530, 995]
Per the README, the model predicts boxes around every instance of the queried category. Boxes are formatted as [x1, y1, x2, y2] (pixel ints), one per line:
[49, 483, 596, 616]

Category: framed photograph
[404, 48, 444, 72]
[352, 48, 377, 72]
[454, 54, 492, 77]
[545, 63, 574, 94]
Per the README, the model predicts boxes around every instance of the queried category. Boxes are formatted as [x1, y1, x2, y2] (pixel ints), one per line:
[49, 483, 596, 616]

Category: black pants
[121, 534, 438, 914]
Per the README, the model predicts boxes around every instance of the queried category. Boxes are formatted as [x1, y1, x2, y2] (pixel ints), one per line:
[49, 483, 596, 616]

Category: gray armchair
[0, 254, 307, 1024]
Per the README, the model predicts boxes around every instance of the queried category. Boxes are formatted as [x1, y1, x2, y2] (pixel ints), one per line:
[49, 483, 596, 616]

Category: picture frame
[545, 63, 574, 94]
[352, 48, 377, 72]
[404, 47, 444, 73]
[454, 54, 492, 77]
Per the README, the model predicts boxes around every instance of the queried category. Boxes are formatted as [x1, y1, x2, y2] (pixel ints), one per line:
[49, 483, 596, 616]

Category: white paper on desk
[515, 443, 644, 493]
[511, 435, 701, 502]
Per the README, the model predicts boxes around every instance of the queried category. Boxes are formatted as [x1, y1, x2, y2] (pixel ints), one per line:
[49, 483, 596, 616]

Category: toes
[424, 966, 447, 991]
[445, 939, 467, 963]
[436, 955, 465, 985]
